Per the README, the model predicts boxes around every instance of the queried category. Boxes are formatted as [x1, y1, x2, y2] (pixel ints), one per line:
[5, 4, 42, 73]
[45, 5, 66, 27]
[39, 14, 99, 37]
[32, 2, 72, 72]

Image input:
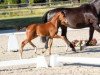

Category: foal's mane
[49, 11, 65, 22]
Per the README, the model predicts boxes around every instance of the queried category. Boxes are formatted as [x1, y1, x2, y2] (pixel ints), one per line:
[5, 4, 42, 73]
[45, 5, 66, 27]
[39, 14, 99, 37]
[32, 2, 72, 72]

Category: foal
[20, 11, 67, 58]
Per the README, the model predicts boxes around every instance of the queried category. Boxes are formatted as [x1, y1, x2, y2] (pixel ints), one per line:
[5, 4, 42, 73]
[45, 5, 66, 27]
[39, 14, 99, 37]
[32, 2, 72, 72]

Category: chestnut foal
[20, 11, 67, 58]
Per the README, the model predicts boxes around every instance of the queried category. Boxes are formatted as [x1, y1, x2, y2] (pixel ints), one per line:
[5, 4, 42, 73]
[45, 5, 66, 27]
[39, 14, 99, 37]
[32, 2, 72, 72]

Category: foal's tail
[41, 11, 49, 43]
[15, 26, 25, 31]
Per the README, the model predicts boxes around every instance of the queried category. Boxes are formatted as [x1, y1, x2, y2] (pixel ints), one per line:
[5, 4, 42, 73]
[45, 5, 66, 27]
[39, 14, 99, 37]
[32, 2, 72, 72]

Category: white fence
[50, 54, 100, 67]
[0, 56, 48, 70]
[0, 54, 100, 70]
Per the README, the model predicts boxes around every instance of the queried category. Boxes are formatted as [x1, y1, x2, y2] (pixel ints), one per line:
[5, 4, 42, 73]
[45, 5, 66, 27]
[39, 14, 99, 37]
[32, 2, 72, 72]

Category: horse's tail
[42, 11, 49, 23]
[41, 11, 49, 43]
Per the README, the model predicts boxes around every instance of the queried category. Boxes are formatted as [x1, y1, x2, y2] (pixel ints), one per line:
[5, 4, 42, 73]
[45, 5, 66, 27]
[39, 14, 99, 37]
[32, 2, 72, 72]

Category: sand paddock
[0, 29, 100, 75]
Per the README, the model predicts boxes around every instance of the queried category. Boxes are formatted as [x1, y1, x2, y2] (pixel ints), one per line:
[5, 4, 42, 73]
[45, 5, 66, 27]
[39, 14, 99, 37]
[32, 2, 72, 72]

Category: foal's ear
[61, 10, 66, 17]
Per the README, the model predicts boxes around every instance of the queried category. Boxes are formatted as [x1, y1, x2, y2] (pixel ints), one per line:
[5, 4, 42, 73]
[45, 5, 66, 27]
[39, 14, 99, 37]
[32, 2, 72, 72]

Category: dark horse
[41, 0, 100, 52]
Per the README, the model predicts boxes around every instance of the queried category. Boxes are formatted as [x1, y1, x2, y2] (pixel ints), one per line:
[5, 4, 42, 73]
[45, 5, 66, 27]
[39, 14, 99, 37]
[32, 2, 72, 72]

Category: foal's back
[26, 22, 55, 36]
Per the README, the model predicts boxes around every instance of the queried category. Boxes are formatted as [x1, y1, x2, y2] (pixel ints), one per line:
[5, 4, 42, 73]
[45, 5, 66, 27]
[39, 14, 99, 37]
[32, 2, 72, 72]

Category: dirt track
[0, 29, 100, 75]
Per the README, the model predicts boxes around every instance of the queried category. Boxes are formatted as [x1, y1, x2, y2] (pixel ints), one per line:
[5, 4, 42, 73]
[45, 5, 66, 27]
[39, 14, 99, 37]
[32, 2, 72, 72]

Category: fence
[0, 1, 84, 29]
[0, 1, 87, 18]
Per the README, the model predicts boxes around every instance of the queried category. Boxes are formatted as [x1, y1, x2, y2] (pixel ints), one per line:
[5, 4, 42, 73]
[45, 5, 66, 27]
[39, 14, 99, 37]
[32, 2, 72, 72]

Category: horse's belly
[76, 23, 89, 28]
[68, 22, 89, 29]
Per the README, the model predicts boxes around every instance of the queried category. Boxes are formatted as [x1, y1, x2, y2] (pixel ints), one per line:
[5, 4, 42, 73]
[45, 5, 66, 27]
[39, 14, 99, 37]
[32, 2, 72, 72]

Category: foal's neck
[50, 13, 59, 28]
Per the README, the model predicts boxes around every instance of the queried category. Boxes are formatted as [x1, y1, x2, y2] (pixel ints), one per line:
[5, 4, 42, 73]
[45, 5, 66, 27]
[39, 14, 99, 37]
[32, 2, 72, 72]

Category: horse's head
[58, 11, 67, 26]
[91, 0, 100, 15]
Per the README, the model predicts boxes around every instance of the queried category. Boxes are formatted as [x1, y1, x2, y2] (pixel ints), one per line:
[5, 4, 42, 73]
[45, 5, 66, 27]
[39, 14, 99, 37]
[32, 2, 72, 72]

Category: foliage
[80, 0, 88, 3]
[3, 0, 46, 4]
[2, 0, 89, 4]
[21, 0, 27, 3]
[4, 0, 17, 4]
[33, 0, 46, 3]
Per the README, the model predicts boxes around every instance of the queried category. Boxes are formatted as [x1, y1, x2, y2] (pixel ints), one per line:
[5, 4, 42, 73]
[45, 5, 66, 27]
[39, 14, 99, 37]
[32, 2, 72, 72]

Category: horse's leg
[61, 26, 76, 52]
[42, 36, 50, 54]
[94, 25, 100, 33]
[44, 36, 50, 49]
[29, 41, 37, 53]
[91, 18, 100, 33]
[61, 36, 77, 52]
[86, 27, 94, 46]
[80, 27, 94, 51]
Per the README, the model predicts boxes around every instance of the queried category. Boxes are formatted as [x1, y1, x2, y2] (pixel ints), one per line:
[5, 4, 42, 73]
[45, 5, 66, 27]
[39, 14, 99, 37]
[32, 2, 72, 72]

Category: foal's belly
[36, 29, 49, 36]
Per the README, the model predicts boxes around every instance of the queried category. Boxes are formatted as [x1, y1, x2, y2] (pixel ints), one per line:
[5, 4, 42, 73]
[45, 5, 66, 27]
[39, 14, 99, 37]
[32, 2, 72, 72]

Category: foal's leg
[20, 39, 29, 58]
[29, 41, 37, 53]
[20, 31, 36, 58]
[48, 38, 53, 55]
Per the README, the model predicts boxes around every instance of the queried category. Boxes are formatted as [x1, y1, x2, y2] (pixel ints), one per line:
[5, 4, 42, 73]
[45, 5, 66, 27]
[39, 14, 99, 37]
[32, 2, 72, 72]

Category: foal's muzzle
[61, 20, 67, 26]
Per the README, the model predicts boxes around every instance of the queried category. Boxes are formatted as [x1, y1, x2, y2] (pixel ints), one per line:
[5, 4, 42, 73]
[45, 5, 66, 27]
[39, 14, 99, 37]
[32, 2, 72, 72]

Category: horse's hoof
[49, 53, 51, 55]
[73, 51, 79, 53]
[72, 49, 78, 53]
[85, 43, 91, 46]
[45, 45, 48, 49]
[80, 45, 86, 51]
[72, 49, 77, 52]
[19, 56, 23, 59]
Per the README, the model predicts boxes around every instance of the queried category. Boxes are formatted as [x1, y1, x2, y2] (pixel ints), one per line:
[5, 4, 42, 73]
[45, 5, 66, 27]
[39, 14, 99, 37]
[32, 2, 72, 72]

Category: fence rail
[0, 1, 83, 19]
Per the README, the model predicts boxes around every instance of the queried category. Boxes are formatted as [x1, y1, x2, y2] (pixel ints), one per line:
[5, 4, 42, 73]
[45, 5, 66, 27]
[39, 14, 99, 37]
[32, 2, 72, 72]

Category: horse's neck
[50, 14, 59, 28]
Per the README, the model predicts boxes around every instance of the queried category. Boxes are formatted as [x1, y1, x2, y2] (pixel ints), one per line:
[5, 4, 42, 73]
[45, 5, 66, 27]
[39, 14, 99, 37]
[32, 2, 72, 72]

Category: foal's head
[58, 11, 67, 26]
[50, 11, 67, 27]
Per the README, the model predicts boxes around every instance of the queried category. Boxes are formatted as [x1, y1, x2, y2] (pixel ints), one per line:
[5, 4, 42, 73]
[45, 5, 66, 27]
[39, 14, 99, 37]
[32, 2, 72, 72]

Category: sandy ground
[0, 29, 100, 75]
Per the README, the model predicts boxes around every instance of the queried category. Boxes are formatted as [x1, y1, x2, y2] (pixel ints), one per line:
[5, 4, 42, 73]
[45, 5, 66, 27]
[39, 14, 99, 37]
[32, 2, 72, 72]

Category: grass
[0, 16, 42, 30]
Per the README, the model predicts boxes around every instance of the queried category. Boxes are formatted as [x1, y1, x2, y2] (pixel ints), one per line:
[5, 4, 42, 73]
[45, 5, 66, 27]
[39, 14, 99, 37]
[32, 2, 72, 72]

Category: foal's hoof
[42, 51, 44, 53]
[35, 51, 37, 54]
[42, 51, 46, 54]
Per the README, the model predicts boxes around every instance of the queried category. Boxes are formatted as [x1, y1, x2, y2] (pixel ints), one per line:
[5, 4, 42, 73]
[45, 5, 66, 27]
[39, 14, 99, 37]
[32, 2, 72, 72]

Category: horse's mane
[90, 0, 99, 4]
[42, 8, 66, 23]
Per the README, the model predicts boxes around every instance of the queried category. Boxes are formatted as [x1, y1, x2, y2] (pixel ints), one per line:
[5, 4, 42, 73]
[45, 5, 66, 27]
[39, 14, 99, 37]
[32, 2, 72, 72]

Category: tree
[17, 0, 21, 4]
